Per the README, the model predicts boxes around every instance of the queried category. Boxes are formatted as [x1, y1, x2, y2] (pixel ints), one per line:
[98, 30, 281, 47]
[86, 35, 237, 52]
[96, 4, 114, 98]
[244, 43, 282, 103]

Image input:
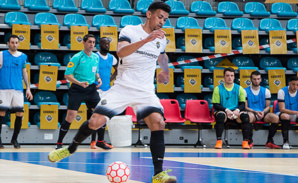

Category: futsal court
[0, 146, 298, 183]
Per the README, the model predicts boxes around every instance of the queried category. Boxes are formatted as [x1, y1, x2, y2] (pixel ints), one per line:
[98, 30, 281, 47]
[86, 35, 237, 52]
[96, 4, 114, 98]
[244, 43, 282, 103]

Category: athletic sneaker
[55, 143, 63, 150]
[242, 141, 250, 149]
[152, 169, 177, 183]
[265, 142, 281, 149]
[248, 140, 253, 148]
[48, 146, 71, 163]
[11, 139, 20, 149]
[215, 140, 222, 149]
[90, 141, 96, 149]
[283, 142, 290, 149]
[96, 141, 114, 150]
[0, 138, 4, 149]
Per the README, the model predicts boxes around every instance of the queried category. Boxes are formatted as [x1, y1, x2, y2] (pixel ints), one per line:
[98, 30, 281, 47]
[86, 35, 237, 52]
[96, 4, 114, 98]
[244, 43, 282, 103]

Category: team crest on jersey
[101, 99, 107, 105]
[156, 42, 160, 49]
[46, 115, 53, 122]
[18, 35, 25, 42]
[67, 62, 75, 68]
[44, 75, 52, 83]
[190, 38, 197, 45]
[245, 79, 252, 86]
[275, 40, 282, 47]
[75, 114, 82, 122]
[247, 40, 254, 47]
[46, 35, 54, 42]
[76, 36, 83, 43]
[189, 78, 196, 86]
[274, 79, 281, 86]
[219, 79, 224, 85]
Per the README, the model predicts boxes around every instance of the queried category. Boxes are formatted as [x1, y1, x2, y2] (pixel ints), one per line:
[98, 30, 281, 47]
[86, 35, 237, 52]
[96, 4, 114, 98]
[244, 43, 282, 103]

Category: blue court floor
[0, 146, 298, 183]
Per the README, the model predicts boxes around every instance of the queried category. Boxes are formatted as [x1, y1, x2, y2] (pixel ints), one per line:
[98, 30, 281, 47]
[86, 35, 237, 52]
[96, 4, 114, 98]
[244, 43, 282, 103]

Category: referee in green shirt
[212, 67, 251, 149]
[56, 34, 102, 149]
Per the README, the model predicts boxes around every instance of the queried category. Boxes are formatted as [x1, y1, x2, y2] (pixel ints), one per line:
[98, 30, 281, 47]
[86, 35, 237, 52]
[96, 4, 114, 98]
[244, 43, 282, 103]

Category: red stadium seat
[185, 100, 214, 147]
[125, 106, 137, 122]
[160, 99, 186, 123]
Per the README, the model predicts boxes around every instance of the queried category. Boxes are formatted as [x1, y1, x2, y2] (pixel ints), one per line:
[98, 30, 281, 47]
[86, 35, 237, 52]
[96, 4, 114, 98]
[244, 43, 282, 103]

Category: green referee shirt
[65, 50, 99, 85]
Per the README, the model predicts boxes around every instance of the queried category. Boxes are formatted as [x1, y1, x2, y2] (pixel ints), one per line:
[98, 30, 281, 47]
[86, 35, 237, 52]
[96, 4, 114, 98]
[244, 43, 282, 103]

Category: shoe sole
[164, 178, 177, 183]
[48, 155, 56, 163]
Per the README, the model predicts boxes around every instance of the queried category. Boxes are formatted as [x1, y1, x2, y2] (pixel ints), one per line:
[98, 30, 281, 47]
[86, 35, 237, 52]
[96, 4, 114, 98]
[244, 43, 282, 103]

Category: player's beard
[101, 48, 109, 54]
[252, 82, 260, 87]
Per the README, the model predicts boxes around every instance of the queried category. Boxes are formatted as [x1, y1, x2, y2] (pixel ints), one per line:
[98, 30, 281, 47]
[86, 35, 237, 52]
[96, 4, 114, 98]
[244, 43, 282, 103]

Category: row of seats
[6, 11, 298, 34]
[1, 0, 297, 18]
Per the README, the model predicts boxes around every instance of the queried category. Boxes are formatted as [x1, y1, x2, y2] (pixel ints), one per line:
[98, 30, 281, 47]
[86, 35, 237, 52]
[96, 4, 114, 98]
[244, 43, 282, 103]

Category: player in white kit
[49, 2, 176, 183]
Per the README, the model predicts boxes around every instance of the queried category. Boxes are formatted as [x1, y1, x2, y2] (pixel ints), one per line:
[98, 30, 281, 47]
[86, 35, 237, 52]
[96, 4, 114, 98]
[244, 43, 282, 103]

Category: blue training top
[218, 83, 240, 110]
[0, 50, 27, 91]
[96, 52, 114, 91]
[274, 86, 298, 113]
[245, 86, 266, 112]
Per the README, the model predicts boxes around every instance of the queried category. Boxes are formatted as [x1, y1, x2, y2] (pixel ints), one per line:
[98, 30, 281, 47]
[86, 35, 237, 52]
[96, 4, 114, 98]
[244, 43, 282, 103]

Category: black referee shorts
[68, 83, 100, 110]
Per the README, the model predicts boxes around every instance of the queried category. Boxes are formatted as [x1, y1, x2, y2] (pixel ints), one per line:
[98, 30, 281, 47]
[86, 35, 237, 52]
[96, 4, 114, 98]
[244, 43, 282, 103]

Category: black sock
[91, 131, 96, 141]
[68, 121, 95, 154]
[249, 123, 253, 142]
[267, 123, 278, 143]
[57, 120, 71, 143]
[150, 131, 165, 176]
[97, 124, 106, 141]
[281, 119, 290, 143]
[0, 116, 4, 134]
[12, 116, 22, 141]
[241, 123, 250, 141]
[215, 123, 224, 140]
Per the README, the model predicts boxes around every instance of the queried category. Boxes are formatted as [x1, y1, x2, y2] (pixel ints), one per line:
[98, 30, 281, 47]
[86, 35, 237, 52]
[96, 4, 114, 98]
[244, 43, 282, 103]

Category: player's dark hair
[289, 76, 298, 82]
[250, 71, 261, 79]
[83, 34, 95, 42]
[8, 35, 19, 42]
[100, 37, 109, 42]
[148, 1, 171, 13]
[223, 67, 235, 76]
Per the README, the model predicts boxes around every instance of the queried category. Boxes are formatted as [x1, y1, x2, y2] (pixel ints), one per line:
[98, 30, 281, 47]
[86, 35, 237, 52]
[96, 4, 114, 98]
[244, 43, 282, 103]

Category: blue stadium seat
[244, 2, 270, 17]
[176, 36, 185, 51]
[260, 75, 269, 89]
[203, 94, 213, 110]
[232, 37, 242, 50]
[217, 1, 243, 16]
[190, 1, 216, 16]
[232, 56, 255, 67]
[33, 112, 40, 125]
[0, 0, 21, 10]
[287, 19, 298, 34]
[204, 57, 224, 71]
[271, 3, 297, 17]
[63, 53, 75, 66]
[33, 91, 60, 107]
[204, 37, 215, 52]
[166, 0, 189, 15]
[259, 37, 270, 53]
[5, 12, 31, 27]
[33, 33, 61, 48]
[34, 13, 61, 28]
[156, 93, 169, 99]
[203, 75, 213, 90]
[163, 19, 174, 28]
[176, 17, 202, 32]
[204, 17, 230, 32]
[259, 18, 285, 33]
[24, 0, 50, 11]
[53, 0, 78, 12]
[109, 0, 134, 14]
[34, 52, 61, 67]
[175, 74, 184, 87]
[288, 41, 297, 53]
[287, 57, 298, 73]
[260, 56, 285, 72]
[120, 15, 143, 28]
[176, 93, 197, 109]
[136, 0, 153, 14]
[232, 18, 258, 33]
[176, 55, 199, 68]
[92, 15, 118, 29]
[62, 34, 71, 49]
[81, 0, 106, 13]
[64, 14, 90, 28]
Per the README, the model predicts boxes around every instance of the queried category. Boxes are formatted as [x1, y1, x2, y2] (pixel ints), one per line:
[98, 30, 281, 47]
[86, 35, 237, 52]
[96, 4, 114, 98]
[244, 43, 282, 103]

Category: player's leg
[247, 112, 256, 148]
[10, 90, 24, 148]
[0, 110, 6, 149]
[236, 111, 250, 149]
[214, 111, 227, 149]
[279, 113, 291, 149]
[264, 113, 280, 149]
[0, 90, 12, 149]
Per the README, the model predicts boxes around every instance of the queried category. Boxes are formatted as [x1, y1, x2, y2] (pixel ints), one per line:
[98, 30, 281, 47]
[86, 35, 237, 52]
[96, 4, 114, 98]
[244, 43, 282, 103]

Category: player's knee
[248, 112, 255, 122]
[280, 113, 290, 120]
[89, 113, 107, 130]
[271, 114, 279, 123]
[0, 111, 6, 116]
[240, 112, 249, 124]
[215, 112, 226, 124]
[15, 112, 23, 117]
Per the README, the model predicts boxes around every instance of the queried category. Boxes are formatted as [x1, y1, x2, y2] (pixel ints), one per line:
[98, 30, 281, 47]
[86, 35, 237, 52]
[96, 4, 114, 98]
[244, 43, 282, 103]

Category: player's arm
[22, 67, 33, 100]
[95, 73, 102, 88]
[263, 89, 271, 113]
[237, 86, 246, 112]
[65, 56, 88, 88]
[277, 89, 298, 115]
[156, 53, 169, 84]
[110, 56, 118, 81]
[212, 87, 225, 111]
[245, 100, 257, 114]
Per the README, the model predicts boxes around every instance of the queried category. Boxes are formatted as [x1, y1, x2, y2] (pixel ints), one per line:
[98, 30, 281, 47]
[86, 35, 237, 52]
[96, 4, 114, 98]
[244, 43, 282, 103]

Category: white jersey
[115, 24, 167, 93]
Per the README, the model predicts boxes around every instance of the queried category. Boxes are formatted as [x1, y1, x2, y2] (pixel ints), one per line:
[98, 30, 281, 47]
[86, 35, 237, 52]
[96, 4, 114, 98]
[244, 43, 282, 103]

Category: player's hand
[96, 78, 102, 88]
[145, 29, 166, 43]
[257, 111, 264, 119]
[26, 89, 33, 101]
[157, 70, 169, 84]
[233, 110, 240, 119]
[226, 109, 233, 119]
[79, 81, 89, 88]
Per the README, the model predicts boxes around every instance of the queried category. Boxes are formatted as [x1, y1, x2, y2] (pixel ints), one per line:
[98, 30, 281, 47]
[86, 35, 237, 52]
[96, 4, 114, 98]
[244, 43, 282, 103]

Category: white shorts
[94, 84, 164, 120]
[0, 90, 24, 112]
[97, 89, 107, 98]
[276, 112, 297, 122]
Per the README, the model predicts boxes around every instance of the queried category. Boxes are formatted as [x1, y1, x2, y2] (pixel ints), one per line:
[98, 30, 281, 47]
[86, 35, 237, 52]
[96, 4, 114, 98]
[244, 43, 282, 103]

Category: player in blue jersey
[0, 35, 33, 149]
[245, 71, 280, 149]
[90, 37, 118, 150]
[212, 67, 251, 149]
[274, 76, 298, 149]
